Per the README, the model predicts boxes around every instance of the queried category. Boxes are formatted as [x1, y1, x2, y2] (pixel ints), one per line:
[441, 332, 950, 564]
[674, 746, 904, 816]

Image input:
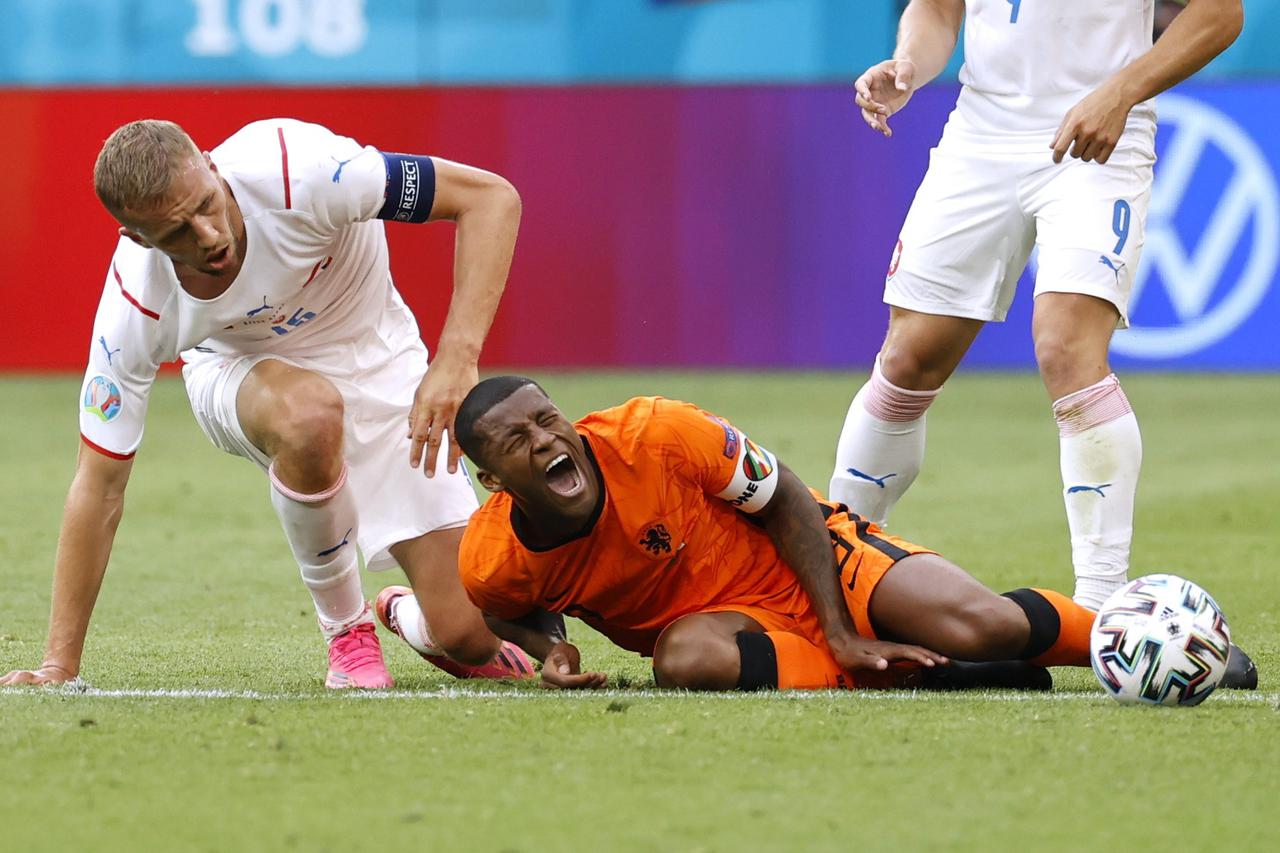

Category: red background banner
[0, 85, 916, 372]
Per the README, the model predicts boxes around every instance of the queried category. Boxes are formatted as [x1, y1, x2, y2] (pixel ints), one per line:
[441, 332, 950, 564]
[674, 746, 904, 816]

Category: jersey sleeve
[279, 120, 392, 231]
[78, 259, 164, 459]
[458, 505, 540, 621]
[645, 399, 781, 514]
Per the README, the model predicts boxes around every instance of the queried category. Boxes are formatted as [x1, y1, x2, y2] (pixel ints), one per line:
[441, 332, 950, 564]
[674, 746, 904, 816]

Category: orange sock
[734, 631, 849, 690]
[1003, 587, 1096, 667]
[767, 631, 849, 689]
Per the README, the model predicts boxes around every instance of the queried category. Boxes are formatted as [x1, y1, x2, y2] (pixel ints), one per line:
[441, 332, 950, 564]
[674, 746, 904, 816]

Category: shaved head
[456, 376, 546, 464]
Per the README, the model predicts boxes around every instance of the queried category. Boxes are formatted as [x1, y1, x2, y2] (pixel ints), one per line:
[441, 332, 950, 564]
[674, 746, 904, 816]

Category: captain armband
[713, 429, 780, 514]
[376, 152, 436, 223]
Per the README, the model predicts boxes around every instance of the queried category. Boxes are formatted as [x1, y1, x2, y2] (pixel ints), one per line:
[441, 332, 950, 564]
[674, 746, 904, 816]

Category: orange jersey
[459, 397, 925, 656]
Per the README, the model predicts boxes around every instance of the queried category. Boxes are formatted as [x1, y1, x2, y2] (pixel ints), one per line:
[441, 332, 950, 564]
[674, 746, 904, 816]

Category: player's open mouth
[206, 246, 230, 270]
[544, 452, 583, 497]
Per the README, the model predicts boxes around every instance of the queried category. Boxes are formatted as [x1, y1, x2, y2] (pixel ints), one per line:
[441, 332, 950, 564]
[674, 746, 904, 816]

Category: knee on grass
[652, 628, 739, 691]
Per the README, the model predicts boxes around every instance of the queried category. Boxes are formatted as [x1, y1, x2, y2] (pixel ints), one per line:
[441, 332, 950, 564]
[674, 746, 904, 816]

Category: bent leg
[1034, 292, 1141, 607]
[653, 612, 847, 691]
[867, 553, 1093, 667]
[830, 308, 983, 525]
[239, 358, 346, 492]
[236, 359, 367, 637]
[390, 527, 501, 667]
[653, 612, 759, 691]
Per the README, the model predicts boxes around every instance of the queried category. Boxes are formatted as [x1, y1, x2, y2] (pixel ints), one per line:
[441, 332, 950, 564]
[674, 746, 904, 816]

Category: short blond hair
[93, 120, 202, 216]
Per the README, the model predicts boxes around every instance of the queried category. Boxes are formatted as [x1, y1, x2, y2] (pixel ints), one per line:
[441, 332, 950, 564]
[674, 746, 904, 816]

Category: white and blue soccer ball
[1090, 574, 1232, 706]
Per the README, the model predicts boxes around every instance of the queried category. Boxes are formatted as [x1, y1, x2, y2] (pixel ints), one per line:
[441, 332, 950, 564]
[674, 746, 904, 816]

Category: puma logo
[317, 527, 353, 558]
[845, 467, 898, 489]
[331, 155, 357, 183]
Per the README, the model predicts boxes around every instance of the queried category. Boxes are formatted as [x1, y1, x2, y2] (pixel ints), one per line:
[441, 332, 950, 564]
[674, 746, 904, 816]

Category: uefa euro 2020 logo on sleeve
[84, 375, 123, 423]
[1114, 94, 1280, 359]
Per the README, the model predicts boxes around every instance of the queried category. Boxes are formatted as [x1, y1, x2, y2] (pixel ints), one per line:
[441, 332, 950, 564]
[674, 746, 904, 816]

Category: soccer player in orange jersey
[443, 376, 1106, 691]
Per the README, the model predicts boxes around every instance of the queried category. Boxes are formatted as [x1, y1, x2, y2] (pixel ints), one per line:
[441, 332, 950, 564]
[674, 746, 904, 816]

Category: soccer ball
[1089, 574, 1231, 706]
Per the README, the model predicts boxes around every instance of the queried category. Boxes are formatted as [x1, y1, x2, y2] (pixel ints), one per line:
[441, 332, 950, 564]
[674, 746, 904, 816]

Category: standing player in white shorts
[831, 0, 1243, 607]
[1, 118, 534, 689]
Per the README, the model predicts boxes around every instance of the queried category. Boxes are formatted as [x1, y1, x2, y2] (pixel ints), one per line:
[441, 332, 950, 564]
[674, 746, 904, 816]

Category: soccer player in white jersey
[0, 118, 535, 689]
[831, 0, 1243, 607]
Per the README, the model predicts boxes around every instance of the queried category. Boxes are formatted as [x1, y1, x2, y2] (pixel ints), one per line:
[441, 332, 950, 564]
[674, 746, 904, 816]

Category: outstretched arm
[408, 158, 521, 478]
[482, 609, 607, 689]
[755, 465, 947, 673]
[1, 445, 132, 685]
[1051, 0, 1244, 163]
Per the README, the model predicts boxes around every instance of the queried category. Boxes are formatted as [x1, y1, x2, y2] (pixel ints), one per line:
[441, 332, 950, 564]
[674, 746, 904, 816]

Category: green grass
[2, 372, 1278, 852]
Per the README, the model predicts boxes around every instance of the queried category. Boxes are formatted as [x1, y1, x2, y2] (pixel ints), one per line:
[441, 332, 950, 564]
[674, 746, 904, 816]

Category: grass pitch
[1, 371, 1277, 852]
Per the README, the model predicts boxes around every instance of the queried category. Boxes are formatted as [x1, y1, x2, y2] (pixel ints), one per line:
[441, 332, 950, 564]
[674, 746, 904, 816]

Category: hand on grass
[540, 642, 607, 690]
[0, 661, 77, 686]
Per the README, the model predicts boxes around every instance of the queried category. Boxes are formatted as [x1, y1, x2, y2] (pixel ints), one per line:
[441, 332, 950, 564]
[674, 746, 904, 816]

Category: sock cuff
[1002, 588, 1061, 660]
[1052, 374, 1133, 436]
[270, 462, 349, 504]
[861, 356, 941, 423]
[320, 601, 373, 641]
[735, 631, 779, 691]
[392, 594, 441, 655]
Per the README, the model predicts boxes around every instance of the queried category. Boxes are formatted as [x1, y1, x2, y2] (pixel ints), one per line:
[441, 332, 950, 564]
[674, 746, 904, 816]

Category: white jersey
[955, 0, 1156, 138]
[79, 119, 418, 459]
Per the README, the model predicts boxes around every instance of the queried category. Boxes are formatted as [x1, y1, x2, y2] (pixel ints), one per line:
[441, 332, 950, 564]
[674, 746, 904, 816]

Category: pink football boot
[375, 585, 536, 680]
[325, 620, 394, 689]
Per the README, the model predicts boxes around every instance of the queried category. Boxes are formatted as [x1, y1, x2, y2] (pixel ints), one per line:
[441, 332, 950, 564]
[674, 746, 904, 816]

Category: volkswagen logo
[1112, 94, 1280, 359]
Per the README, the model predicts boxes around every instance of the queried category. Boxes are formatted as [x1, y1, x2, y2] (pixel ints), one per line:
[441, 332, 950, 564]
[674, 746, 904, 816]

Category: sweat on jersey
[78, 119, 432, 460]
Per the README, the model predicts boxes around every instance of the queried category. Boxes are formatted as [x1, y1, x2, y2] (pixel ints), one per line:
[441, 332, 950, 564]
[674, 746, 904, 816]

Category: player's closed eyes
[163, 196, 215, 241]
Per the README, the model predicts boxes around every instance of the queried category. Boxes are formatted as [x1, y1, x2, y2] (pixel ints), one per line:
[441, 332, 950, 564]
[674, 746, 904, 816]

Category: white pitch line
[1, 685, 1276, 705]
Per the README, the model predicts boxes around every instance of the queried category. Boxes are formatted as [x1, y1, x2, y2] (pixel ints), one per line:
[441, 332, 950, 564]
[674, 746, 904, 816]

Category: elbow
[492, 175, 522, 224]
[1210, 1, 1245, 49]
[1224, 4, 1244, 47]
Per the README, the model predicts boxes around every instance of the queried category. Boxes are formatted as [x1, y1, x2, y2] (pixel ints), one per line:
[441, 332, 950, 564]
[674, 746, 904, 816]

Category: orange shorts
[704, 500, 933, 646]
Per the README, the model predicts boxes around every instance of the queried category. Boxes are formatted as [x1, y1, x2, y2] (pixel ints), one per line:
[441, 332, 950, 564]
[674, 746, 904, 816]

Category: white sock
[829, 357, 939, 525]
[269, 462, 369, 640]
[1053, 374, 1142, 608]
[388, 593, 445, 657]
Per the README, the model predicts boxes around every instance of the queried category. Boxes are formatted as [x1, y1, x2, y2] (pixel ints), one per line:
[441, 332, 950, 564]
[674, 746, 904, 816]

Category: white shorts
[885, 121, 1155, 326]
[182, 327, 479, 573]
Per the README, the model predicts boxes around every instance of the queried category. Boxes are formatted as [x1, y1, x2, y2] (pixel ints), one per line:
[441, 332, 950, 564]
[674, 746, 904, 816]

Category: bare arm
[754, 465, 946, 673]
[1, 445, 133, 685]
[894, 0, 966, 87]
[482, 608, 566, 663]
[856, 0, 965, 135]
[482, 609, 607, 689]
[1112, 0, 1242, 107]
[1051, 0, 1243, 163]
[408, 158, 522, 477]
